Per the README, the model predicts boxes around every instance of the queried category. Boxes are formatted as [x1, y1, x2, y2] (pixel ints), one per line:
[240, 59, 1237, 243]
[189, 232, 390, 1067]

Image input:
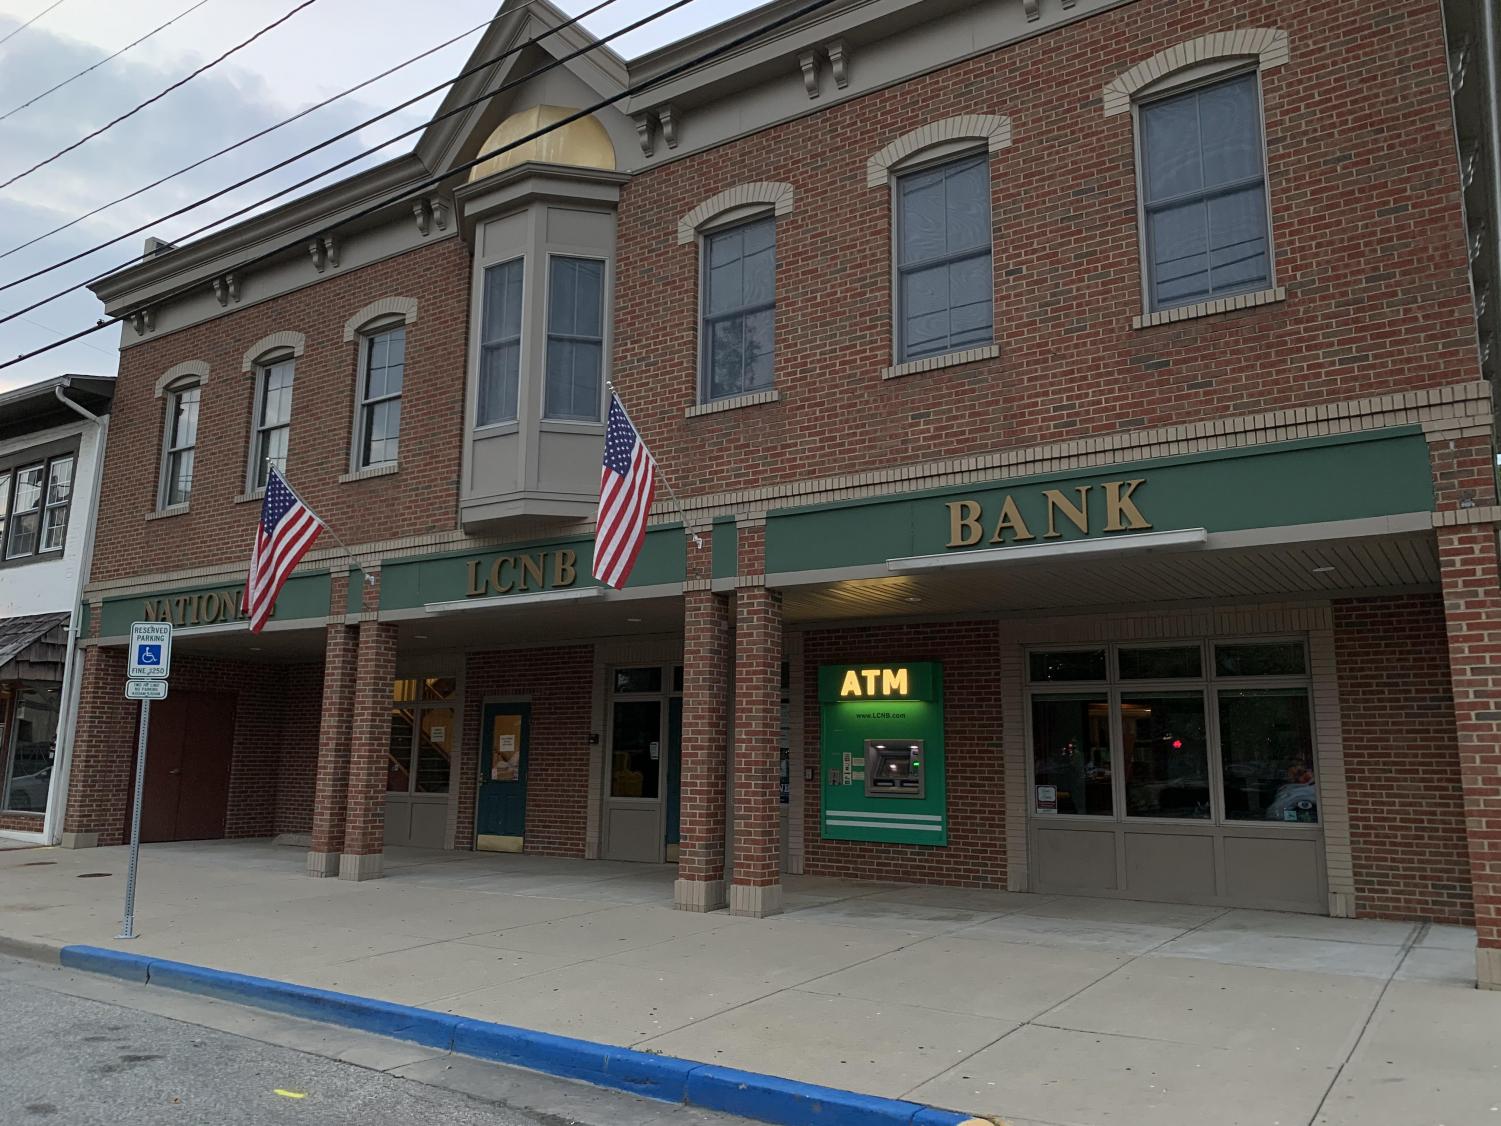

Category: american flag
[593, 394, 657, 589]
[241, 466, 323, 633]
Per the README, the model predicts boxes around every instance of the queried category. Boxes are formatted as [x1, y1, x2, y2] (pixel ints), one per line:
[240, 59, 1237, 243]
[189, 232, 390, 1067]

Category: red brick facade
[801, 621, 1006, 887]
[1334, 594, 1473, 923]
[457, 646, 595, 857]
[612, 0, 1475, 500]
[92, 238, 470, 584]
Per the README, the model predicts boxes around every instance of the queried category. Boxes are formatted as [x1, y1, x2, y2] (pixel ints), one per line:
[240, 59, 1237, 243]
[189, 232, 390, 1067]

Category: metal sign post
[116, 696, 151, 941]
[118, 621, 173, 941]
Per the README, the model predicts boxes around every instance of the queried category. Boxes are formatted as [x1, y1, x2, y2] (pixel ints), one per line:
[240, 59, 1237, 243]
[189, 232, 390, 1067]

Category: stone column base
[59, 832, 98, 850]
[338, 852, 383, 882]
[306, 850, 340, 878]
[673, 878, 726, 913]
[729, 882, 783, 918]
[1478, 947, 1501, 990]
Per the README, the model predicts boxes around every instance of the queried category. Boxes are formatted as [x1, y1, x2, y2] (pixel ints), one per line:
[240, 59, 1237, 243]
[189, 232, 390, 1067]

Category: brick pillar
[340, 619, 396, 881]
[1437, 524, 1501, 989]
[675, 529, 731, 909]
[307, 623, 358, 876]
[730, 563, 783, 917]
[61, 644, 134, 848]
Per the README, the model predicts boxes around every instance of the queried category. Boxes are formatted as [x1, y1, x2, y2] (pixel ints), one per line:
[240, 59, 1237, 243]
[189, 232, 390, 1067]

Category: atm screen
[865, 739, 925, 798]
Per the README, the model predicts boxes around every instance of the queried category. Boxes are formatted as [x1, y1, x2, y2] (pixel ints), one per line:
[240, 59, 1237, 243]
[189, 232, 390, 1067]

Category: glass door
[602, 665, 682, 863]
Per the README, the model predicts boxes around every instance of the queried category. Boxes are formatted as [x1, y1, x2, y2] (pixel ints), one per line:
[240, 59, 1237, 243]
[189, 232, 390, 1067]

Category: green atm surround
[818, 662, 947, 846]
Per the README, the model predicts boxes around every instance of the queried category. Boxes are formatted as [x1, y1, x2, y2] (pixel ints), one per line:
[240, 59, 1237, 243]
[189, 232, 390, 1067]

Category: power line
[0, 304, 113, 355]
[0, 0, 842, 372]
[0, 0, 621, 298]
[0, 7, 499, 263]
[0, 0, 214, 123]
[0, 0, 66, 50]
[0, 0, 323, 192]
[0, 0, 674, 326]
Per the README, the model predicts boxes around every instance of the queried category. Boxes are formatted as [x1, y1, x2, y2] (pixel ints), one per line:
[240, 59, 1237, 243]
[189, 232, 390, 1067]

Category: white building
[0, 375, 114, 844]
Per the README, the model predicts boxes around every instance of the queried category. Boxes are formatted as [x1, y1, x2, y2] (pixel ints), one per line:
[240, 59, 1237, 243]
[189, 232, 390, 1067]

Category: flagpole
[606, 381, 704, 549]
[268, 464, 372, 582]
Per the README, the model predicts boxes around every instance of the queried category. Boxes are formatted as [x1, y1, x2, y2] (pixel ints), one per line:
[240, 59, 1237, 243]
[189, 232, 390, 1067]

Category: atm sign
[818, 662, 939, 703]
[839, 668, 910, 698]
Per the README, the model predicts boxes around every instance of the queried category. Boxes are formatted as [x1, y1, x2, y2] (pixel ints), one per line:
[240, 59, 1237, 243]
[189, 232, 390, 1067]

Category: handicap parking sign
[128, 622, 173, 679]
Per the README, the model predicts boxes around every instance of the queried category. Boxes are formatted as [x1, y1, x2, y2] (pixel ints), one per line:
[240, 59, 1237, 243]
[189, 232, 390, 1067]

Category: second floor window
[544, 257, 605, 422]
[359, 326, 404, 468]
[896, 153, 994, 363]
[251, 358, 294, 490]
[478, 258, 523, 426]
[2, 454, 74, 560]
[1139, 72, 1271, 311]
[161, 382, 200, 508]
[701, 216, 775, 402]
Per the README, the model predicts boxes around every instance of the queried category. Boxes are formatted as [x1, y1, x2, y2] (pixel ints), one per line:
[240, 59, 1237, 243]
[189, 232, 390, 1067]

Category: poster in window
[490, 714, 522, 782]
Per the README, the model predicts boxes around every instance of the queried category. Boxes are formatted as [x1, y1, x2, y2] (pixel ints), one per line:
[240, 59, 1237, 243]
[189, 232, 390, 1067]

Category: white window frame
[890, 146, 996, 366]
[1024, 636, 1318, 828]
[37, 453, 73, 554]
[542, 251, 609, 424]
[1131, 62, 1278, 318]
[697, 212, 777, 405]
[3, 462, 45, 560]
[246, 352, 295, 495]
[476, 255, 526, 429]
[158, 379, 200, 511]
[353, 319, 406, 470]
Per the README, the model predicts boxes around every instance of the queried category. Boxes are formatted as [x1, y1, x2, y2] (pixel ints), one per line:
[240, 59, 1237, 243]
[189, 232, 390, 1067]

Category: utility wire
[0, 0, 619, 296]
[0, 6, 499, 263]
[0, 0, 66, 50]
[0, 0, 669, 327]
[0, 0, 322, 192]
[0, 0, 214, 123]
[0, 0, 842, 372]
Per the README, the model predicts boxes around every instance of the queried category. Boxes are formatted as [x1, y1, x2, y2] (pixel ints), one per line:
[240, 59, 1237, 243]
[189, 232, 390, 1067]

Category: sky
[0, 0, 761, 394]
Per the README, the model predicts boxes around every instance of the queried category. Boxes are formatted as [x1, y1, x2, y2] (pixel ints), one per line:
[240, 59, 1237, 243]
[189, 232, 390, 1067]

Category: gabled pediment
[416, 0, 632, 180]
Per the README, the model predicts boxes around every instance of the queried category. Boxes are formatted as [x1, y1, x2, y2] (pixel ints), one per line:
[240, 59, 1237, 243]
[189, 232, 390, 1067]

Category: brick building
[66, 0, 1501, 987]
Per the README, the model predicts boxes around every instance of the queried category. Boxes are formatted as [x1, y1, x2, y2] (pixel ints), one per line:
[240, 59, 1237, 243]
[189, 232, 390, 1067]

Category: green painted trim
[98, 572, 331, 637]
[378, 525, 687, 612]
[772, 426, 1427, 519]
[711, 517, 736, 580]
[767, 428, 1434, 576]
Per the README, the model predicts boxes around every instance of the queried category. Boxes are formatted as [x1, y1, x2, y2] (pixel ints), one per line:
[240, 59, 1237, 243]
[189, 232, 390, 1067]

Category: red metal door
[135, 691, 235, 842]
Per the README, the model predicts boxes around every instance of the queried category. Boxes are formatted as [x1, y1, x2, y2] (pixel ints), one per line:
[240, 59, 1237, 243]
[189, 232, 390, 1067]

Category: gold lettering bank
[143, 590, 248, 627]
[945, 478, 1151, 548]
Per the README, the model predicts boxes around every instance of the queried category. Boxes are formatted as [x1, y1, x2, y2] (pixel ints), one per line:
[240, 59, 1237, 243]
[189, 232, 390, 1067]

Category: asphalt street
[0, 956, 744, 1126]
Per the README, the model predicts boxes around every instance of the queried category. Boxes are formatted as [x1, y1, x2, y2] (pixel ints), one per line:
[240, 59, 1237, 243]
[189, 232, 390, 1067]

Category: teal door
[477, 702, 529, 850]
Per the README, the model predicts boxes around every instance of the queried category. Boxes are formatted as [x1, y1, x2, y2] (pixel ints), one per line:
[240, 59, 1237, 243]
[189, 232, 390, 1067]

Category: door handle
[168, 768, 182, 776]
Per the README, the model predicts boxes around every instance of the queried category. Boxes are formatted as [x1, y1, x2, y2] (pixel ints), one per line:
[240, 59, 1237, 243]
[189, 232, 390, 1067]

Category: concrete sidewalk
[2, 840, 1495, 1126]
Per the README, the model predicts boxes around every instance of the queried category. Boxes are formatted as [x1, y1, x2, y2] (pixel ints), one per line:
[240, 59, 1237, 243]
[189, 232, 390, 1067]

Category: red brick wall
[801, 621, 1005, 887]
[64, 645, 134, 845]
[92, 237, 470, 584]
[275, 662, 325, 835]
[1334, 594, 1473, 923]
[613, 0, 1475, 498]
[458, 646, 594, 857]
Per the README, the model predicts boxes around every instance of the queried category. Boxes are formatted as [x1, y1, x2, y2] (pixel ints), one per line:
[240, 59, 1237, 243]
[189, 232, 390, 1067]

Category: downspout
[45, 383, 107, 846]
[1483, 0, 1501, 375]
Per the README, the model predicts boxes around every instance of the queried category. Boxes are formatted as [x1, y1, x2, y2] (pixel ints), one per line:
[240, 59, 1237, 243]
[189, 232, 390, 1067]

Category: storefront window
[1029, 649, 1106, 683]
[1118, 645, 1201, 680]
[415, 708, 453, 793]
[614, 666, 663, 694]
[1218, 687, 1316, 822]
[1214, 641, 1306, 677]
[1031, 694, 1112, 815]
[3, 683, 60, 813]
[1122, 692, 1210, 818]
[387, 677, 456, 795]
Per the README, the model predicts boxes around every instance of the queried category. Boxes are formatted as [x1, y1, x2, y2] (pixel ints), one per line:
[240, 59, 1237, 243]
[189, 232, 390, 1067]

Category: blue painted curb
[60, 945, 978, 1126]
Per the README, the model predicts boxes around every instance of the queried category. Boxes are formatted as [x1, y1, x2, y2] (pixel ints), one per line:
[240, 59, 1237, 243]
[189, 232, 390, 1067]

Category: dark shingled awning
[0, 612, 69, 682]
